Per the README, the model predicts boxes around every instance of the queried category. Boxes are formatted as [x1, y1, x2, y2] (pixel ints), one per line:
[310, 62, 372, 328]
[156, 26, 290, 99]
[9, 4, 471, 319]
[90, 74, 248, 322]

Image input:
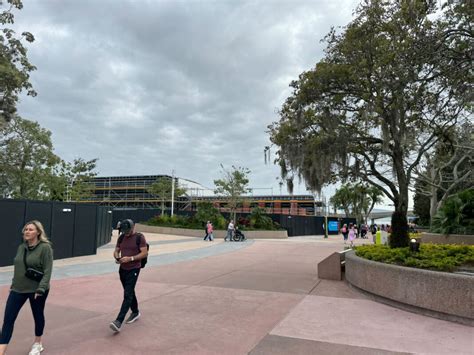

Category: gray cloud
[14, 0, 359, 194]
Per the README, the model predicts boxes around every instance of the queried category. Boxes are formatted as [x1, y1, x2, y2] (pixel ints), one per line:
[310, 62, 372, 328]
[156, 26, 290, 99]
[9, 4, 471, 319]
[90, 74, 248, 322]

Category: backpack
[118, 232, 149, 268]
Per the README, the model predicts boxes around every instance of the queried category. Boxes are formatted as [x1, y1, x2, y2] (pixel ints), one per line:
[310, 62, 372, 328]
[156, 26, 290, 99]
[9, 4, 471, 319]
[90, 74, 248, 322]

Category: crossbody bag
[23, 247, 44, 282]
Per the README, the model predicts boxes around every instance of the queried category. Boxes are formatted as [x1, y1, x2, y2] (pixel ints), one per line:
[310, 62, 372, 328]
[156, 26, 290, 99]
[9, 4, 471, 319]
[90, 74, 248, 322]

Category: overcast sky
[13, 0, 366, 200]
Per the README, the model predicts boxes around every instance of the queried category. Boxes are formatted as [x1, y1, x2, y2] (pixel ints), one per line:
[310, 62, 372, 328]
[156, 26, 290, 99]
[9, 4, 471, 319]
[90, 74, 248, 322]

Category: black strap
[22, 246, 29, 269]
[135, 233, 143, 252]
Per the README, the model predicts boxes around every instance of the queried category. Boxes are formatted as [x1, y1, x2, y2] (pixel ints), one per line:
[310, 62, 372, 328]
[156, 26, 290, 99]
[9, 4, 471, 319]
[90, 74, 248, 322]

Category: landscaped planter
[420, 232, 474, 245]
[345, 251, 474, 325]
[135, 223, 288, 239]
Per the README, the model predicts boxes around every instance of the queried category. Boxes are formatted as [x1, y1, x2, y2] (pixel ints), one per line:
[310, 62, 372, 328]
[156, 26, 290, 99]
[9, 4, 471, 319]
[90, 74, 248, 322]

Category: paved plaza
[0, 233, 472, 354]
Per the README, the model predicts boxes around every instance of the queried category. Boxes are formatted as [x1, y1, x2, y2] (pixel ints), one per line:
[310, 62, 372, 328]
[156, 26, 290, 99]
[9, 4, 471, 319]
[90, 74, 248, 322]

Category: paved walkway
[0, 233, 472, 354]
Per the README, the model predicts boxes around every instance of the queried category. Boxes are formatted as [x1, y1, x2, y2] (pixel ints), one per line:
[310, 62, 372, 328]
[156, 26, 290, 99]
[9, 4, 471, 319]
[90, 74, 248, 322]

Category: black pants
[116, 268, 140, 323]
[0, 290, 49, 344]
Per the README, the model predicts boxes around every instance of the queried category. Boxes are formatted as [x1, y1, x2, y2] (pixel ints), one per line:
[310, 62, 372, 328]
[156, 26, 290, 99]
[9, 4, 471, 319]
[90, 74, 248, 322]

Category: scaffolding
[77, 175, 322, 215]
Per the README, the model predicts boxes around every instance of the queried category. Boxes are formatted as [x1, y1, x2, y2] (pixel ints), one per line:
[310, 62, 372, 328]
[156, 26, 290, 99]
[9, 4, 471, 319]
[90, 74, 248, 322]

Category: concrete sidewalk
[0, 233, 472, 354]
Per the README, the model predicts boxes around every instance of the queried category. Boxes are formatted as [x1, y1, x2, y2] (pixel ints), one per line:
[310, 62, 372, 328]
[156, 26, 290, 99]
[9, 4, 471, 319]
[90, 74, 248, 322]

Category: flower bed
[355, 244, 474, 272]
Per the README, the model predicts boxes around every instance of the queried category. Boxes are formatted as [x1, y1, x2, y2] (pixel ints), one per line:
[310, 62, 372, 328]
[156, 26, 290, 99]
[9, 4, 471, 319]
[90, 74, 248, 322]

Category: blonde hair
[23, 220, 50, 244]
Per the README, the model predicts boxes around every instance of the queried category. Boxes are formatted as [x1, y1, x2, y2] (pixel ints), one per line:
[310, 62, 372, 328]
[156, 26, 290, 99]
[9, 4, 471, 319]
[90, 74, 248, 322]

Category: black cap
[119, 219, 134, 234]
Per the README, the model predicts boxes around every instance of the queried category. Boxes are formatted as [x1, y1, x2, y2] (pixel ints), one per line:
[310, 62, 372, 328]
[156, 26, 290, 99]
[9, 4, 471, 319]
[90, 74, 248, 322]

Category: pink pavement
[0, 237, 473, 354]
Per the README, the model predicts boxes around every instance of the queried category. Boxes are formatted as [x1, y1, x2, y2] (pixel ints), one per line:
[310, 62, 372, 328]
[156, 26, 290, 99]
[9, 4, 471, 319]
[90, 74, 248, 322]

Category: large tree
[0, 116, 59, 198]
[269, 0, 472, 247]
[0, 0, 36, 127]
[0, 116, 98, 200]
[214, 165, 251, 223]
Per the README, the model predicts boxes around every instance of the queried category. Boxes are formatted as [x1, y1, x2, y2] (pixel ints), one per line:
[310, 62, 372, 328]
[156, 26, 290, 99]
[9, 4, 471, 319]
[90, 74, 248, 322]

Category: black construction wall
[0, 199, 113, 267]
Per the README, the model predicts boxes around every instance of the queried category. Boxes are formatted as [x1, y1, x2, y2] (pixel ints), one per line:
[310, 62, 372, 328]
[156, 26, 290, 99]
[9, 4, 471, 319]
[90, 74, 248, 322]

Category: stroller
[233, 228, 246, 242]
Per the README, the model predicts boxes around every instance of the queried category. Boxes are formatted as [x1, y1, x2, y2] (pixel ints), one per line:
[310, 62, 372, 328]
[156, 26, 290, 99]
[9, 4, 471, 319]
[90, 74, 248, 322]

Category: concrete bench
[317, 249, 352, 281]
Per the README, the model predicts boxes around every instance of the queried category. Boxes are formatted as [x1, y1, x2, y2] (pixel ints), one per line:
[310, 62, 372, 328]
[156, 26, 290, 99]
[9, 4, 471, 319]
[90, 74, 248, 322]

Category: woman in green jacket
[0, 220, 53, 355]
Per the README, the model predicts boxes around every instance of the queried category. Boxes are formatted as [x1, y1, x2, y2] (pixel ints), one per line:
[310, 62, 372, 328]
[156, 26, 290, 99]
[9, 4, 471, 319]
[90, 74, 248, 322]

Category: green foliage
[147, 214, 193, 228]
[268, 0, 471, 251]
[214, 165, 251, 222]
[355, 244, 474, 272]
[145, 210, 279, 231]
[431, 189, 474, 235]
[0, 0, 37, 126]
[46, 158, 98, 201]
[414, 122, 473, 224]
[146, 213, 227, 230]
[0, 116, 59, 199]
[0, 117, 98, 200]
[147, 177, 186, 216]
[194, 202, 225, 229]
[389, 211, 409, 248]
[330, 183, 383, 222]
[249, 207, 278, 230]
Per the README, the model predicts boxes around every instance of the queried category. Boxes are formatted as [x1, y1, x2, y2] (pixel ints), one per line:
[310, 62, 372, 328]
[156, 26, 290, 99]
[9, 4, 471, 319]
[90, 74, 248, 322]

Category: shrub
[355, 244, 474, 272]
[146, 214, 193, 228]
[249, 207, 278, 230]
[237, 216, 250, 227]
[195, 202, 224, 226]
[431, 188, 474, 235]
[144, 208, 282, 231]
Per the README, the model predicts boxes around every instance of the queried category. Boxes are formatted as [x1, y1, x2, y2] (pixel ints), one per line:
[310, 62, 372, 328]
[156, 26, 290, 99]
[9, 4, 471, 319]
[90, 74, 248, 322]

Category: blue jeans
[0, 290, 49, 344]
[225, 230, 233, 241]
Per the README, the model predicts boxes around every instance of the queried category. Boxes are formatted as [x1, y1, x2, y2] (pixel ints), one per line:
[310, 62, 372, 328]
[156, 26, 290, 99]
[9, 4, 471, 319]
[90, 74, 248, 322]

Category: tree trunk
[161, 200, 165, 217]
[429, 186, 438, 227]
[428, 164, 438, 225]
[390, 194, 409, 248]
[391, 141, 410, 248]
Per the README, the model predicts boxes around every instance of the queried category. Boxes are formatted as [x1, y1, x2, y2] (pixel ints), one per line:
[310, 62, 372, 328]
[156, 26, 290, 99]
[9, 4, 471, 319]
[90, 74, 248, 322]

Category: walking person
[0, 220, 53, 355]
[341, 223, 348, 244]
[207, 222, 214, 241]
[110, 219, 148, 333]
[348, 223, 356, 248]
[224, 219, 234, 242]
[203, 221, 210, 241]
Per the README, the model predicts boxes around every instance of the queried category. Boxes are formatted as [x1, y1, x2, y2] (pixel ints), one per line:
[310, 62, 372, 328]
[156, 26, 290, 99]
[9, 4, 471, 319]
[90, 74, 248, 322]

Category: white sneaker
[28, 343, 44, 355]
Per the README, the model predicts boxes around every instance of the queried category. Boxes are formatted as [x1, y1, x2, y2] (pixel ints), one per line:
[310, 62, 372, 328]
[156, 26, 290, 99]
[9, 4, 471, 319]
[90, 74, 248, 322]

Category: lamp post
[171, 169, 175, 217]
[323, 195, 328, 239]
[409, 238, 420, 252]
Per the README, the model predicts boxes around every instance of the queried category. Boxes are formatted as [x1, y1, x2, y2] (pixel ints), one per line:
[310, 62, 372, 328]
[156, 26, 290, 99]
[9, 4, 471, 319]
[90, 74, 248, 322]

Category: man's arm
[114, 246, 121, 262]
[119, 246, 148, 264]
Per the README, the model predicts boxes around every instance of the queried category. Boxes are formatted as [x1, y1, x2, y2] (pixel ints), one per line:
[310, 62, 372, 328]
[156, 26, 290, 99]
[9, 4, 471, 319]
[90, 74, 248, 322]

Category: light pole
[323, 195, 328, 239]
[171, 169, 175, 216]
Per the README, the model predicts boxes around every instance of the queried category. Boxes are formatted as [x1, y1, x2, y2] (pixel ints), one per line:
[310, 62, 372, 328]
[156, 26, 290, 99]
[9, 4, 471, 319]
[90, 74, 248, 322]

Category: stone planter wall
[420, 232, 474, 245]
[135, 223, 288, 239]
[345, 251, 474, 325]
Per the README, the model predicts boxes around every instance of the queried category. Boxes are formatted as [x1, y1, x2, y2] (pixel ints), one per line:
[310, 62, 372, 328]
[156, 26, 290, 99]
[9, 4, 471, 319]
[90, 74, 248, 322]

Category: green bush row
[355, 244, 474, 272]
[144, 204, 282, 231]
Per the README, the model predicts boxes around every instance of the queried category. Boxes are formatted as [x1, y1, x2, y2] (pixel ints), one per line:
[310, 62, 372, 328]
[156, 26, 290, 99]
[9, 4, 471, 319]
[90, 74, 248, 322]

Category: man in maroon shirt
[110, 219, 148, 332]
